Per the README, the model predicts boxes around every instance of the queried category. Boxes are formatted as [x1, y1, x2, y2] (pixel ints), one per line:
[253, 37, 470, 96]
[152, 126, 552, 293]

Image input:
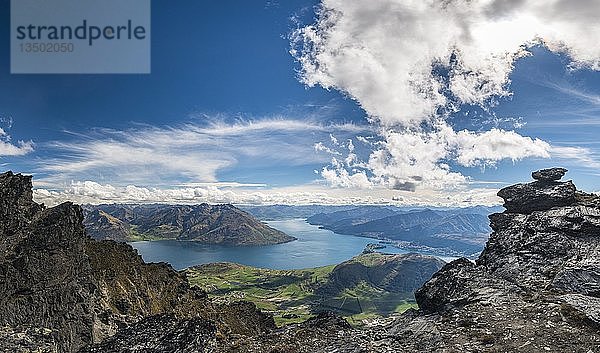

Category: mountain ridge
[0, 171, 275, 352]
[83, 203, 295, 245]
[308, 207, 491, 255]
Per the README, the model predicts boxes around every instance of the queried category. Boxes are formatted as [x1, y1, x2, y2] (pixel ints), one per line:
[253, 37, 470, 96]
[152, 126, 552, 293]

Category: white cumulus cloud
[32, 179, 502, 207]
[450, 128, 551, 167]
[291, 0, 600, 190]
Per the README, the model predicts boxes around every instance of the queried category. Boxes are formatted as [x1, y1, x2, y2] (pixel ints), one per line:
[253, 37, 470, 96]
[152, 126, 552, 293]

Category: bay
[129, 219, 409, 270]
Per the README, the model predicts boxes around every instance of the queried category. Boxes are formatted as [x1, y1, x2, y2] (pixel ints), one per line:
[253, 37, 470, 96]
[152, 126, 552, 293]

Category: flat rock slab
[498, 180, 576, 214]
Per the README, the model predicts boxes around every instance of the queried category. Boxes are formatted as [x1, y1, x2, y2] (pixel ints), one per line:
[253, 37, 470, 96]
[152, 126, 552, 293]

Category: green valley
[186, 252, 444, 326]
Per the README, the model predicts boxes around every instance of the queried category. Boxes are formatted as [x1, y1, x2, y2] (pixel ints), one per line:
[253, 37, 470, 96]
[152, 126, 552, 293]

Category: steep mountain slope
[307, 206, 401, 228]
[311, 208, 491, 255]
[83, 203, 295, 245]
[0, 171, 274, 352]
[83, 209, 131, 242]
[427, 213, 490, 235]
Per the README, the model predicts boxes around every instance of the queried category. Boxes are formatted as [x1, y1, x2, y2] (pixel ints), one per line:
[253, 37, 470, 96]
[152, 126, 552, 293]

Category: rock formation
[532, 167, 568, 181]
[403, 167, 600, 351]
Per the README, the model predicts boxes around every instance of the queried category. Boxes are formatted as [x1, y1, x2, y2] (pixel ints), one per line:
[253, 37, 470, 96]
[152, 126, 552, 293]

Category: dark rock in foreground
[0, 171, 274, 352]
[79, 315, 217, 353]
[407, 168, 600, 351]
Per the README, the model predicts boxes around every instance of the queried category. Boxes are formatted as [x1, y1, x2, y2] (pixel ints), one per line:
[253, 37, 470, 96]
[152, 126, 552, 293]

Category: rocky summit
[497, 167, 577, 214]
[1, 168, 600, 352]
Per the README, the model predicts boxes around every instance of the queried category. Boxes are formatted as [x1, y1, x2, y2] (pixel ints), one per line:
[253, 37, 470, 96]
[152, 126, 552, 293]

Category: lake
[130, 219, 410, 270]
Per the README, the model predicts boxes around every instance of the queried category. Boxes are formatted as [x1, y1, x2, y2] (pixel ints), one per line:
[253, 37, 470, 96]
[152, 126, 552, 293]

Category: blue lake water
[130, 219, 409, 270]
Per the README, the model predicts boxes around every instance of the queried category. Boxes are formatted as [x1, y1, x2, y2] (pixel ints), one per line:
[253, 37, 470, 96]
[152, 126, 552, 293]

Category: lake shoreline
[130, 219, 457, 270]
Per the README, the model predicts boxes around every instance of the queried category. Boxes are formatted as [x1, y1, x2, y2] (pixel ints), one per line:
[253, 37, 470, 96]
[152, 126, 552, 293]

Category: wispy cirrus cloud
[37, 118, 372, 188]
[0, 127, 34, 157]
[542, 82, 600, 107]
[550, 145, 600, 170]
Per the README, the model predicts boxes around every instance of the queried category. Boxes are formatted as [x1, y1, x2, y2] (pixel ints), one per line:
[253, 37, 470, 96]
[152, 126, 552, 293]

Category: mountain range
[82, 203, 295, 246]
[307, 206, 497, 255]
[239, 204, 355, 220]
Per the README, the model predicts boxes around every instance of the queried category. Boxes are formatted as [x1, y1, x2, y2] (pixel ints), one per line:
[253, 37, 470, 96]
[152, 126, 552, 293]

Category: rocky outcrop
[0, 325, 58, 352]
[496, 167, 577, 214]
[0, 172, 274, 352]
[409, 167, 600, 351]
[0, 197, 97, 352]
[532, 167, 568, 181]
[478, 168, 600, 294]
[83, 204, 296, 245]
[79, 315, 217, 353]
[215, 168, 600, 352]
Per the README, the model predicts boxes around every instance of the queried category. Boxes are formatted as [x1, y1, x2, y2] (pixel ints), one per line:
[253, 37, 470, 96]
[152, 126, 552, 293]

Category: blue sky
[2, 0, 600, 206]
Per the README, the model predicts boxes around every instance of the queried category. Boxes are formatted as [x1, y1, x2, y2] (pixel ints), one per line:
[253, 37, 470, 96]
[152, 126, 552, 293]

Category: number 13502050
[20, 42, 74, 53]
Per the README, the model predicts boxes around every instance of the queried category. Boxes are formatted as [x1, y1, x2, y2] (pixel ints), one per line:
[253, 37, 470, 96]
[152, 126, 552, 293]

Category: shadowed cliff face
[0, 172, 43, 237]
[0, 171, 274, 353]
[404, 168, 600, 352]
[0, 172, 97, 352]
